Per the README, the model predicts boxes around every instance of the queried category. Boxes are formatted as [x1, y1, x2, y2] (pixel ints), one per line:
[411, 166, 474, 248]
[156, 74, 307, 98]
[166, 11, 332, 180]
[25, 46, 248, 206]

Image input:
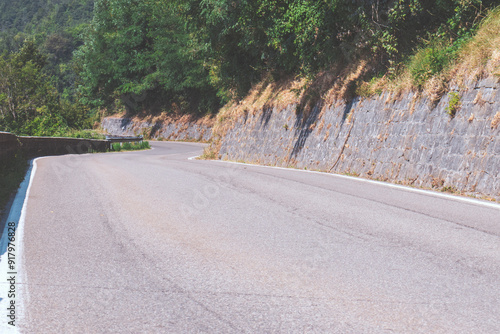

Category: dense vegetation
[78, 0, 500, 110]
[0, 0, 94, 136]
[1, 0, 499, 137]
[76, 0, 219, 113]
[0, 0, 94, 96]
[0, 40, 94, 135]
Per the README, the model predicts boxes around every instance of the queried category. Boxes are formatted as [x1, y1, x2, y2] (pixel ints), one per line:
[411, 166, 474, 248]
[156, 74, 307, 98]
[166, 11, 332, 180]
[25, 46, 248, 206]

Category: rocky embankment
[102, 114, 213, 142]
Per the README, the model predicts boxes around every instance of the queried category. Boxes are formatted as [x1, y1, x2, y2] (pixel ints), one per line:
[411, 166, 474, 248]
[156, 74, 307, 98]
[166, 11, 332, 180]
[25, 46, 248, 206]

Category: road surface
[8, 142, 500, 332]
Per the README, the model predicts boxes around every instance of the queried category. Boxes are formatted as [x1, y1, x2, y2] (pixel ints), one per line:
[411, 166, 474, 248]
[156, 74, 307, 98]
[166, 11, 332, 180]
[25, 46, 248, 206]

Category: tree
[0, 41, 69, 136]
[76, 0, 217, 113]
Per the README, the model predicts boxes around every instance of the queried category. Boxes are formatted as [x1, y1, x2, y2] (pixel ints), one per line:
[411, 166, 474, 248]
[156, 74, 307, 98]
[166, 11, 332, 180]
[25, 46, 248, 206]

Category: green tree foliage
[0, 0, 95, 101]
[177, 0, 495, 100]
[0, 41, 91, 136]
[211, 1, 498, 88]
[76, 0, 217, 113]
[0, 0, 94, 34]
[2, 0, 499, 124]
[0, 41, 65, 136]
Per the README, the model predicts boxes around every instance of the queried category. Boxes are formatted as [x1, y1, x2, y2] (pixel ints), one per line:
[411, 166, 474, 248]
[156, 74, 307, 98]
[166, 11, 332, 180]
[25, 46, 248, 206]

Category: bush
[111, 141, 150, 152]
[446, 92, 462, 117]
[409, 43, 454, 88]
[112, 143, 122, 151]
[407, 31, 472, 89]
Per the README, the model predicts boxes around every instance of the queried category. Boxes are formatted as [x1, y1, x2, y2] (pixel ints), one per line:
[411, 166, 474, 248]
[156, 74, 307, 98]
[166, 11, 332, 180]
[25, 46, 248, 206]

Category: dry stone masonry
[219, 76, 500, 200]
[102, 116, 213, 142]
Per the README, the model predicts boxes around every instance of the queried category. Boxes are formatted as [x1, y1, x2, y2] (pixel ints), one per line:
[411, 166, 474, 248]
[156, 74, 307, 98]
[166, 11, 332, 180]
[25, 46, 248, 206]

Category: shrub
[111, 141, 150, 152]
[112, 143, 122, 151]
[446, 92, 462, 117]
[409, 43, 453, 88]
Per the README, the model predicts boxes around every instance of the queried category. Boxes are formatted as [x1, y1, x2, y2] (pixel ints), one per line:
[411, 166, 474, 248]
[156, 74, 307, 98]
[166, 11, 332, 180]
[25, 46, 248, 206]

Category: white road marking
[0, 158, 39, 333]
[211, 159, 500, 210]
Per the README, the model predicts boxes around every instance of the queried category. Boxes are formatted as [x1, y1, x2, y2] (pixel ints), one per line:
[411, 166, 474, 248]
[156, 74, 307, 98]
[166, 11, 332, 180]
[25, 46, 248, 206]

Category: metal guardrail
[1, 132, 111, 159]
[1, 133, 145, 160]
[105, 135, 144, 143]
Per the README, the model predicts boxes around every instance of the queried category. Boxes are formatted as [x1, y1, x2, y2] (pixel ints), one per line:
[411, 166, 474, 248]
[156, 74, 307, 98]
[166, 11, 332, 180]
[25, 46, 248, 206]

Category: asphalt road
[15, 142, 500, 332]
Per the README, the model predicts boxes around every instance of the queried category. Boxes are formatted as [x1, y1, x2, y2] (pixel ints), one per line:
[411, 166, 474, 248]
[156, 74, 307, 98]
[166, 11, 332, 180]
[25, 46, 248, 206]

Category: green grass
[0, 153, 28, 213]
[111, 141, 150, 152]
[446, 92, 461, 117]
[408, 41, 458, 89]
[354, 5, 500, 97]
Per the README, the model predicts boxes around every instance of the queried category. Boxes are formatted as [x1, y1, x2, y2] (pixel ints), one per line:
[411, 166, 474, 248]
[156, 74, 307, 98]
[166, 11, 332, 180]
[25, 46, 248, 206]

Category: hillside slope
[0, 0, 93, 33]
[204, 6, 500, 201]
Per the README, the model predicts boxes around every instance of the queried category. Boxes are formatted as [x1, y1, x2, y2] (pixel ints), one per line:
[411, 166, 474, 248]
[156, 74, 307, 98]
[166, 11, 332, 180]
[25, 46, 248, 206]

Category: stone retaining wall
[219, 76, 500, 200]
[18, 136, 109, 157]
[101, 116, 213, 142]
[0, 132, 18, 162]
[0, 132, 109, 163]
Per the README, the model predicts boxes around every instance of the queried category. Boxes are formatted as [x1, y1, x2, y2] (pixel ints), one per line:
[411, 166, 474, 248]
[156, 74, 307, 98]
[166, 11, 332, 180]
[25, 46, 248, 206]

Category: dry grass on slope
[202, 61, 371, 159]
[202, 6, 500, 159]
[453, 6, 500, 81]
[359, 6, 500, 101]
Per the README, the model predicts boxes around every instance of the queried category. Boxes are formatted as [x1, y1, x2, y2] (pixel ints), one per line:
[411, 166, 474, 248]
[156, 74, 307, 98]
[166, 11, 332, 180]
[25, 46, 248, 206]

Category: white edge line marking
[188, 155, 200, 160]
[209, 159, 500, 210]
[0, 157, 41, 333]
[16, 157, 42, 332]
[17, 157, 42, 314]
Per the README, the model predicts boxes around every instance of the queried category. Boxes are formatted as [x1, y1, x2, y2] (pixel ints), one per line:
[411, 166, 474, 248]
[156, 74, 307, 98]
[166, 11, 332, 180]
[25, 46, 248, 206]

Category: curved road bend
[18, 141, 500, 333]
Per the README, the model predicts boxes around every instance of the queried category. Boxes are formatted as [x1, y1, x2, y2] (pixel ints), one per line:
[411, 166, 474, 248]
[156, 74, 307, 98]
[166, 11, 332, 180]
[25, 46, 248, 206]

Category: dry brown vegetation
[214, 5, 500, 122]
[453, 7, 500, 81]
[353, 6, 500, 101]
[492, 112, 500, 129]
[202, 7, 500, 159]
